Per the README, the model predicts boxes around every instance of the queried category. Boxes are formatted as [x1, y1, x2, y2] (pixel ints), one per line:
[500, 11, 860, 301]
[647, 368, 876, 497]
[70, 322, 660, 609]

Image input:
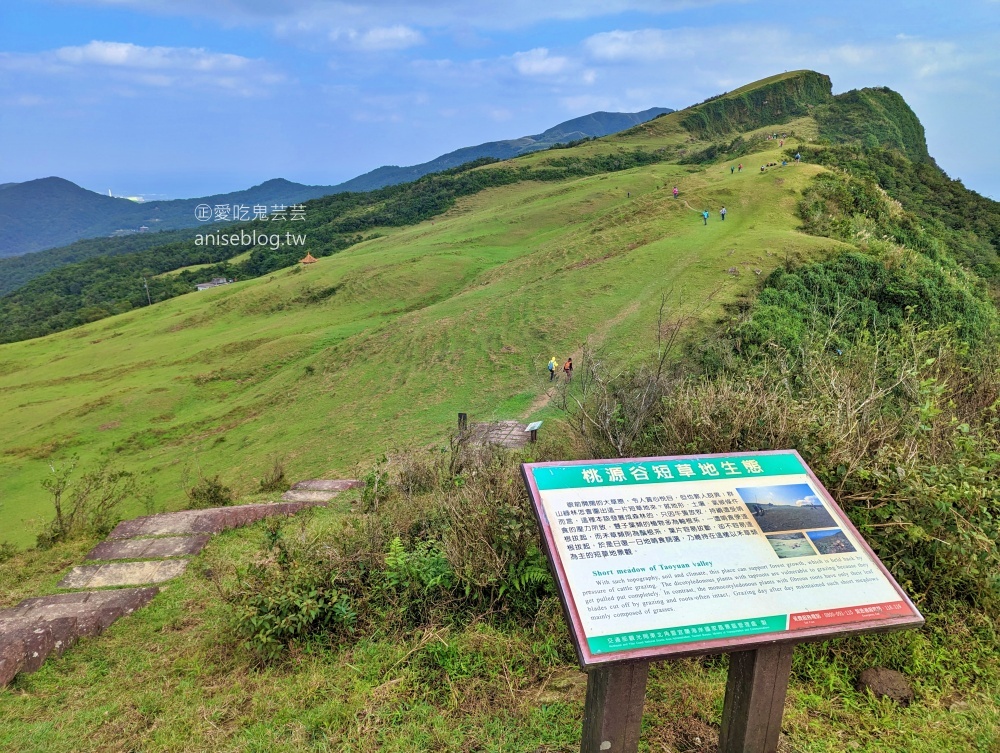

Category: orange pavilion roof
[300, 252, 317, 264]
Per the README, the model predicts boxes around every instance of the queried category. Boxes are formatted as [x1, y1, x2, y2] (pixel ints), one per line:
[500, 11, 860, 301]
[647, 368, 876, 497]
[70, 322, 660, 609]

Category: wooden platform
[465, 420, 531, 449]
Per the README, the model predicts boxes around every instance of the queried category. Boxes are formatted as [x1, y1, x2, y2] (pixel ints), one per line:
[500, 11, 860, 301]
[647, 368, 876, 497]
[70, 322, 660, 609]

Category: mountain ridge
[0, 107, 672, 258]
[1, 71, 990, 345]
[327, 107, 673, 192]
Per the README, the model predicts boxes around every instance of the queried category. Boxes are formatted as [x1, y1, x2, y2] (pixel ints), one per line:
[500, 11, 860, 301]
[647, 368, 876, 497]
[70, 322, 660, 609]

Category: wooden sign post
[525, 420, 543, 444]
[521, 451, 924, 753]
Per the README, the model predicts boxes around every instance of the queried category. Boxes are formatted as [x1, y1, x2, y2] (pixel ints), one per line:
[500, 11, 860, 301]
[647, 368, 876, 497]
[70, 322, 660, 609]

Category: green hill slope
[0, 69, 996, 548]
[0, 135, 833, 545]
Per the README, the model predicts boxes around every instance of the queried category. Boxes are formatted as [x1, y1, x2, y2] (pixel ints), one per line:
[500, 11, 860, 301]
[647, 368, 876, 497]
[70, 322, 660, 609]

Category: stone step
[58, 560, 189, 590]
[291, 479, 363, 492]
[281, 489, 339, 503]
[0, 588, 157, 686]
[85, 535, 210, 561]
[107, 500, 324, 539]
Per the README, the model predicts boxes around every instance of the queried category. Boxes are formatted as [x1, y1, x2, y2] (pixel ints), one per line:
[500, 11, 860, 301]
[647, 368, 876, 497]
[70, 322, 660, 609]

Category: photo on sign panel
[765, 532, 817, 559]
[807, 528, 857, 555]
[735, 483, 837, 533]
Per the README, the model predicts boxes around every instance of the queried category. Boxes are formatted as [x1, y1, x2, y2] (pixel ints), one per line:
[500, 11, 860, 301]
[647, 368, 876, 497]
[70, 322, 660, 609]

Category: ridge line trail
[522, 301, 640, 418]
[522, 196, 717, 419]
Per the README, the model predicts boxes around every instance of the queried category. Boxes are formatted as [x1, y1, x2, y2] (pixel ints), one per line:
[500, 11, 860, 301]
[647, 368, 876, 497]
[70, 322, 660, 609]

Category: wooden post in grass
[458, 412, 467, 432]
[718, 645, 796, 753]
[580, 661, 649, 753]
[580, 647, 793, 753]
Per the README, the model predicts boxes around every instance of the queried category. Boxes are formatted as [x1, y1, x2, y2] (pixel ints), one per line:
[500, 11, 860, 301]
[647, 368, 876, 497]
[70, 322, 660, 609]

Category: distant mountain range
[0, 177, 330, 259]
[0, 107, 671, 258]
[326, 107, 673, 193]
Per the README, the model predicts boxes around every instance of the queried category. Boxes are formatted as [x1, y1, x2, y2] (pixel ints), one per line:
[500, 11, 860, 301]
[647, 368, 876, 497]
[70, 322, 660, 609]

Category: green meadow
[0, 127, 835, 548]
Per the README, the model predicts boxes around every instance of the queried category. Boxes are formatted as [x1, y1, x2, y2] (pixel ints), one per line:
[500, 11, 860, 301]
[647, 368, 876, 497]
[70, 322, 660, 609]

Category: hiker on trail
[720, 206, 727, 221]
[702, 210, 709, 225]
[738, 163, 743, 173]
[760, 165, 766, 172]
[548, 356, 558, 381]
[563, 358, 573, 381]
[672, 186, 679, 199]
[795, 152, 801, 163]
[730, 165, 735, 174]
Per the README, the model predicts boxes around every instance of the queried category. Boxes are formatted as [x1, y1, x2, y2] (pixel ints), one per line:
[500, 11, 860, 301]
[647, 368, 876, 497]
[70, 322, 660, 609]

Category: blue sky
[1, 0, 998, 199]
[736, 484, 822, 507]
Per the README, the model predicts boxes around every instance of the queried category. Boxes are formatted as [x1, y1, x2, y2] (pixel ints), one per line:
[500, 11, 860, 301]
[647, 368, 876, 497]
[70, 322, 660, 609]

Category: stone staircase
[0, 479, 361, 687]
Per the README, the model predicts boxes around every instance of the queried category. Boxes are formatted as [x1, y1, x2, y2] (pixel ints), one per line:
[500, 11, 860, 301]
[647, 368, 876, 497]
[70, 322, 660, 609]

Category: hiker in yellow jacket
[547, 356, 558, 381]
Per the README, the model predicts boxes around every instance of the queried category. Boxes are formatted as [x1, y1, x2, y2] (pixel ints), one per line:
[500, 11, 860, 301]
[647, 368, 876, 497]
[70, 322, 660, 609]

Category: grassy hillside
[677, 70, 832, 138]
[0, 127, 830, 546]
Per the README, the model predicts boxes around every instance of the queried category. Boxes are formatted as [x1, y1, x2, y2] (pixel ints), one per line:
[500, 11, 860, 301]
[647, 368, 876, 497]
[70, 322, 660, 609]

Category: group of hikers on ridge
[673, 149, 803, 227]
[671, 184, 727, 225]
[547, 356, 573, 381]
[702, 206, 727, 224]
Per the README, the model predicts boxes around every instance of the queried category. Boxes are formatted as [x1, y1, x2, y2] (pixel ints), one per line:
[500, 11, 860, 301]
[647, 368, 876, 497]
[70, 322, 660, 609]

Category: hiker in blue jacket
[702, 210, 709, 225]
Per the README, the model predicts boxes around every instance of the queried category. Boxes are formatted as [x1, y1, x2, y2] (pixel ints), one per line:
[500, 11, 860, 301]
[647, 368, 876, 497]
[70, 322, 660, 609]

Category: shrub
[258, 458, 289, 493]
[185, 475, 233, 509]
[37, 457, 152, 548]
[572, 323, 1000, 610]
[229, 527, 357, 661]
[0, 541, 17, 564]
[223, 441, 559, 660]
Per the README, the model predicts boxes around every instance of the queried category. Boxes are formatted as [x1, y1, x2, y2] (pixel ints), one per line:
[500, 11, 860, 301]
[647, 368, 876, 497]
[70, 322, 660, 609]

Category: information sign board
[521, 450, 923, 667]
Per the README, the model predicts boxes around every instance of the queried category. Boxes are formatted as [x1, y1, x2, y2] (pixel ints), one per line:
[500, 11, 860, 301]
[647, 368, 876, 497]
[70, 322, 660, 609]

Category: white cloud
[513, 48, 570, 76]
[487, 106, 513, 121]
[584, 29, 673, 61]
[53, 41, 252, 71]
[0, 41, 283, 96]
[361, 25, 425, 50]
[584, 27, 793, 63]
[330, 25, 426, 51]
